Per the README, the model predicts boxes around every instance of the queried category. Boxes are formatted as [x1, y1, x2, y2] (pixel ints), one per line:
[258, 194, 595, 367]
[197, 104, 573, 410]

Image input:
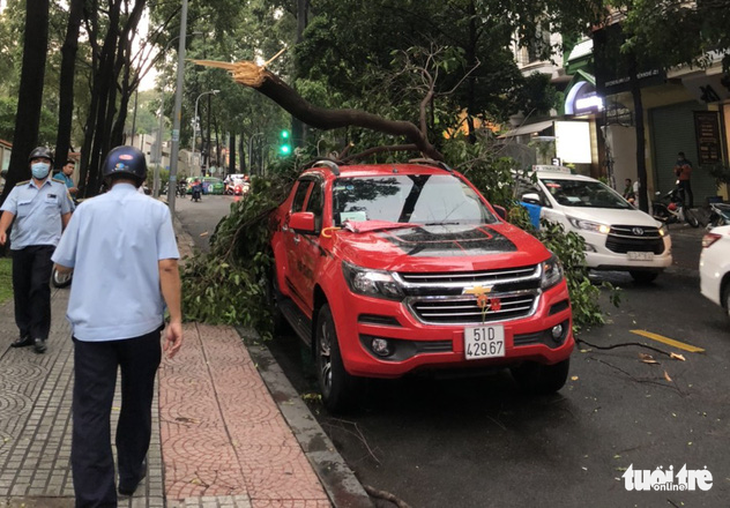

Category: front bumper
[581, 230, 672, 271]
[328, 281, 574, 379]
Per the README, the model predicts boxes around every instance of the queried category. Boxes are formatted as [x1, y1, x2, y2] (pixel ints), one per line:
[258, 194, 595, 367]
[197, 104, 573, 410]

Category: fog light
[371, 338, 392, 357]
[551, 324, 564, 340]
[584, 243, 597, 252]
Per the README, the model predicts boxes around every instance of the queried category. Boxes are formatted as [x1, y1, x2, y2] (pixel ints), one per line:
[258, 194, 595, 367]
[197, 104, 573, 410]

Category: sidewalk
[0, 218, 372, 507]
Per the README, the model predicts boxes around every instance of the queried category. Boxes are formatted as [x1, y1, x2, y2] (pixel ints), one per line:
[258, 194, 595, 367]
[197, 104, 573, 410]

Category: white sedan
[700, 225, 730, 320]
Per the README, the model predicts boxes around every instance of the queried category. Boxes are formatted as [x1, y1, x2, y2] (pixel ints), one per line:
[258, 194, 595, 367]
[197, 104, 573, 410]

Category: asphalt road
[179, 197, 729, 508]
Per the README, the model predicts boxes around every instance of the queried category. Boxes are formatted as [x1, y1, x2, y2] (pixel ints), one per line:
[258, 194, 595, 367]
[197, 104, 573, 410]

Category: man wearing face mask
[0, 147, 74, 354]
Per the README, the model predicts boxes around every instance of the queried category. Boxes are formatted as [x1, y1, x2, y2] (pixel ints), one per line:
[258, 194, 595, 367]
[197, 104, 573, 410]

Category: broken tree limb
[192, 59, 444, 161]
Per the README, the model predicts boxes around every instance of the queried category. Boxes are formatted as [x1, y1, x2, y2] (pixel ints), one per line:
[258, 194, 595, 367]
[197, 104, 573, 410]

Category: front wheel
[315, 304, 360, 413]
[630, 270, 659, 284]
[723, 284, 730, 323]
[511, 358, 570, 395]
[51, 267, 72, 288]
[684, 209, 700, 228]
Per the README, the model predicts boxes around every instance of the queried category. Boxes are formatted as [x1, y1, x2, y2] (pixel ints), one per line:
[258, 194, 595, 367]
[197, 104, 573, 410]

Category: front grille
[409, 292, 537, 325]
[398, 265, 538, 285]
[606, 225, 665, 254]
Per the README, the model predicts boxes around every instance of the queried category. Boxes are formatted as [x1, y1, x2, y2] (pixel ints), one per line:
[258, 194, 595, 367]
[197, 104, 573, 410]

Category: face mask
[31, 162, 50, 179]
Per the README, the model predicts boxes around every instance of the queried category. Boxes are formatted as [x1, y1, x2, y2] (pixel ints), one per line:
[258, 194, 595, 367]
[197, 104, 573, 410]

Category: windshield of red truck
[332, 174, 497, 227]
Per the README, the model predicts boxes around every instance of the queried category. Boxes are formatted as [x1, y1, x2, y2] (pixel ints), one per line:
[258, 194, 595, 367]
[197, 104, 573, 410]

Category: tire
[315, 304, 360, 413]
[267, 272, 292, 336]
[51, 267, 72, 288]
[723, 283, 730, 322]
[630, 270, 659, 284]
[511, 358, 570, 395]
[685, 209, 699, 228]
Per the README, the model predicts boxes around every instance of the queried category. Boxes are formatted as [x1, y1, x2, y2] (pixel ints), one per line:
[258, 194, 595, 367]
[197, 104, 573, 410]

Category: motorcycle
[191, 185, 202, 202]
[706, 201, 730, 229]
[651, 181, 700, 228]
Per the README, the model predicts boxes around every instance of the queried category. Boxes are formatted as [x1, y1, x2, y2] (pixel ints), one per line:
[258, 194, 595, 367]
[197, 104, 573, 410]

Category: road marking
[630, 330, 705, 353]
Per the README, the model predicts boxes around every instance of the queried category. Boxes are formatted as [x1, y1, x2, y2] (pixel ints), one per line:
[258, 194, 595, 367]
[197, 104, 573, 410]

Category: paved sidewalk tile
[159, 323, 329, 506]
[1, 286, 331, 507]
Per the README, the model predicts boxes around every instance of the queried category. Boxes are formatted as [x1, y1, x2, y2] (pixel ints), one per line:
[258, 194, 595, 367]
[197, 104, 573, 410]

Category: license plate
[627, 251, 654, 261]
[464, 325, 505, 360]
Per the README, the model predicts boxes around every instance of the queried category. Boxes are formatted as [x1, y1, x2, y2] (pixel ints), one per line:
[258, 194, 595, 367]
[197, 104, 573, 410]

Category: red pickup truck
[270, 160, 573, 412]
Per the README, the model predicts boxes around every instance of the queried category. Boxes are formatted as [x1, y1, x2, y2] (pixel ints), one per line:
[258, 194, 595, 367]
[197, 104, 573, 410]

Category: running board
[279, 298, 313, 347]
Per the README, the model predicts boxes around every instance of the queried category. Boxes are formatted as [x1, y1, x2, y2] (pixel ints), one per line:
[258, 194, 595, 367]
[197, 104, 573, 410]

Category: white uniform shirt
[52, 183, 179, 341]
[0, 177, 74, 249]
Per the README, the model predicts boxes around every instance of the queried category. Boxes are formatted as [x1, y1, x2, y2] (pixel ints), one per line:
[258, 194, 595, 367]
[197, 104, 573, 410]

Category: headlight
[567, 216, 611, 234]
[658, 224, 669, 237]
[540, 254, 564, 290]
[342, 261, 404, 300]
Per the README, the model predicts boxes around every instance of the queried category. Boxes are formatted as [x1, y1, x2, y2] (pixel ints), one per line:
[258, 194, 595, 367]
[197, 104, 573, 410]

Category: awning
[498, 120, 554, 138]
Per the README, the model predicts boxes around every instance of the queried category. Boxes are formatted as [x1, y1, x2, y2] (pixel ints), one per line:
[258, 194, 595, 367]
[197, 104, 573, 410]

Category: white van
[516, 166, 672, 283]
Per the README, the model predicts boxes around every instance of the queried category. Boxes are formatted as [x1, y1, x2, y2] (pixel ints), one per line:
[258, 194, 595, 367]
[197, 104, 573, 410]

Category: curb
[238, 327, 374, 508]
[169, 202, 373, 508]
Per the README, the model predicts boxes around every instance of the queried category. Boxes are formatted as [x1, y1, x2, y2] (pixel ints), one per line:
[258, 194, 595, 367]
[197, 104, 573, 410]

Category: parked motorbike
[706, 201, 730, 229]
[651, 181, 700, 228]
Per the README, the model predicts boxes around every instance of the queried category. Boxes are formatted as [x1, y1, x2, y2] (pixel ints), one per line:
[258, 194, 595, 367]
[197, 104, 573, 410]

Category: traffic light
[278, 129, 291, 156]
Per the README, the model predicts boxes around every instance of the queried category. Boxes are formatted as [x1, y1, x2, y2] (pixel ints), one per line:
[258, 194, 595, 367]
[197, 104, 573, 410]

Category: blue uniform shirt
[0, 177, 74, 249]
[51, 183, 180, 342]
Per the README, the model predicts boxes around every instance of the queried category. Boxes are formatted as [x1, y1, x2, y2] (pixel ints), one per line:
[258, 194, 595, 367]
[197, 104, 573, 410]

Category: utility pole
[167, 0, 188, 217]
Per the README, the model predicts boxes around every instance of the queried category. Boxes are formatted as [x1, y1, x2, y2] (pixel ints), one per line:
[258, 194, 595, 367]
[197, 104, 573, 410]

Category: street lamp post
[191, 89, 219, 176]
[167, 0, 189, 218]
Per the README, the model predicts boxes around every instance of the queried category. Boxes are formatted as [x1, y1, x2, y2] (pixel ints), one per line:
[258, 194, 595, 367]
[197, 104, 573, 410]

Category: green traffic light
[279, 144, 291, 155]
[280, 130, 290, 139]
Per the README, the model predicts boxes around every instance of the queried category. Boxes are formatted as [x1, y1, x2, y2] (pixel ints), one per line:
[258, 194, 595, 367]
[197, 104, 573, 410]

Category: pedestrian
[56, 159, 79, 198]
[0, 147, 74, 354]
[51, 145, 183, 506]
[622, 178, 636, 204]
[673, 151, 693, 208]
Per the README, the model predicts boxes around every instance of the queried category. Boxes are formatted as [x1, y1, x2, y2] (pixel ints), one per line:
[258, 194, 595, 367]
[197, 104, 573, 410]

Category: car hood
[563, 207, 662, 228]
[334, 222, 549, 272]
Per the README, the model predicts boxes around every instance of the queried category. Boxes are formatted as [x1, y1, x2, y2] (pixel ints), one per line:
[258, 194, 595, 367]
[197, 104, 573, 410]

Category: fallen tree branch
[192, 58, 444, 161]
[363, 484, 413, 508]
[576, 338, 676, 358]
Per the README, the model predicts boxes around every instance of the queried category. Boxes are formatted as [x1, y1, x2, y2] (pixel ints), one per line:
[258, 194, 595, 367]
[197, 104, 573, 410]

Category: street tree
[598, 0, 730, 211]
[0, 0, 50, 207]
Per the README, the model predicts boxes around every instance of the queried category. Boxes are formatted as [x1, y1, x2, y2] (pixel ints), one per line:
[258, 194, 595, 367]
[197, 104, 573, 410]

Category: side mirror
[289, 212, 316, 234]
[521, 193, 541, 206]
[493, 205, 507, 221]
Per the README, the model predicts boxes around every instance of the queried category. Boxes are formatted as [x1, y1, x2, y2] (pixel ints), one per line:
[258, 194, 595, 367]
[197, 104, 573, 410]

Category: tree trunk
[54, 0, 84, 171]
[628, 52, 648, 213]
[0, 0, 50, 207]
[239, 131, 246, 172]
[229, 131, 236, 174]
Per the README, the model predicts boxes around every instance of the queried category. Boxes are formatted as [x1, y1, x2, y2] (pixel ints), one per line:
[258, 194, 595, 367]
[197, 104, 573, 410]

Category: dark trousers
[11, 245, 54, 340]
[71, 328, 162, 508]
[678, 180, 693, 208]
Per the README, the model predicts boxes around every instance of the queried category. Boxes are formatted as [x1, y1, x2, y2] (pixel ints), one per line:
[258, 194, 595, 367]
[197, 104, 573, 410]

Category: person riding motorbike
[191, 178, 202, 202]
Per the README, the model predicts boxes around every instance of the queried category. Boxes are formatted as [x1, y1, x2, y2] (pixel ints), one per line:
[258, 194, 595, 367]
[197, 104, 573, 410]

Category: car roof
[534, 171, 598, 183]
[302, 162, 454, 179]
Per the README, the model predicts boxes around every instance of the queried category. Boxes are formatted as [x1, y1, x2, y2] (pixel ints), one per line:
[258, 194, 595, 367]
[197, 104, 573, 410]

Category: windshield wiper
[422, 221, 463, 226]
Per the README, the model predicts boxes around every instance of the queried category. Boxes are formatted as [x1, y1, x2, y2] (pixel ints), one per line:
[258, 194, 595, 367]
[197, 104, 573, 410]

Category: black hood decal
[379, 225, 516, 257]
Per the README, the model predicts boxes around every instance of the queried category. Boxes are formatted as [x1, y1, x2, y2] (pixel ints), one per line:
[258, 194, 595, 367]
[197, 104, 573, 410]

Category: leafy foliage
[180, 157, 301, 335]
[510, 212, 620, 330]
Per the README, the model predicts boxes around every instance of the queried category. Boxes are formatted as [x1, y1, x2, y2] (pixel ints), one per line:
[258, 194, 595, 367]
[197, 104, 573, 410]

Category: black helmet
[28, 146, 54, 165]
[101, 145, 147, 184]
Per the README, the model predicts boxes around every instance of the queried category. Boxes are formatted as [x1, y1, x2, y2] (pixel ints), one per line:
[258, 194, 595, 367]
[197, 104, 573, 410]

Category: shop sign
[694, 111, 722, 165]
